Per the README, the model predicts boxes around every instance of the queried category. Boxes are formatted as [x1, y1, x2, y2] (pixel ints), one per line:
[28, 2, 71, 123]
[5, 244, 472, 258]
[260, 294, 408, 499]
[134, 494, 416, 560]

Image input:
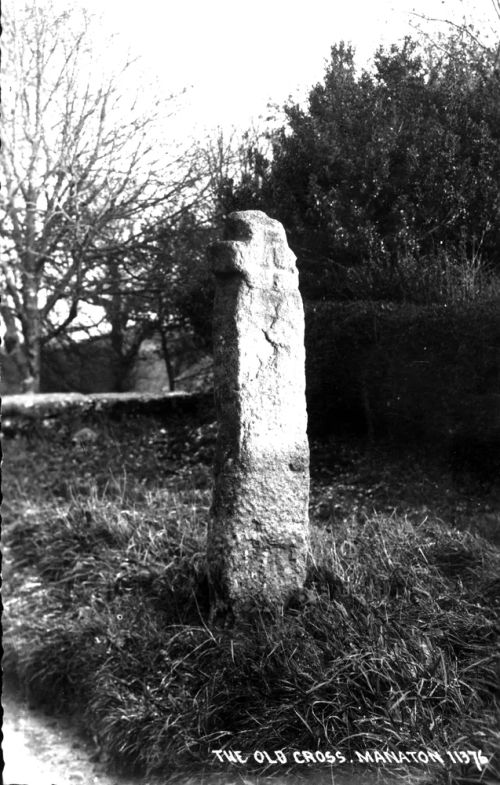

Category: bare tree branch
[0, 1, 201, 391]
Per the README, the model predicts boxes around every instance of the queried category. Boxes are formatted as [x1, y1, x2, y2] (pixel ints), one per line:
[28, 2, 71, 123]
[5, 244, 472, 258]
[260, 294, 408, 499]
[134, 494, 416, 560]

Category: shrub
[305, 299, 500, 450]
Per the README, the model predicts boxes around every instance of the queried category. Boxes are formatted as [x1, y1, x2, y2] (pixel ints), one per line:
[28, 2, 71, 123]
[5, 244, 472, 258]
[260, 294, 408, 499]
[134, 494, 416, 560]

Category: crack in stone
[208, 210, 310, 621]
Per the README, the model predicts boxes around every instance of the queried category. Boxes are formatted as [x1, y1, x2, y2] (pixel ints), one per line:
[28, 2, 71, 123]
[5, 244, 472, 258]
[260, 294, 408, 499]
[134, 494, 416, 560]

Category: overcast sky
[73, 0, 498, 140]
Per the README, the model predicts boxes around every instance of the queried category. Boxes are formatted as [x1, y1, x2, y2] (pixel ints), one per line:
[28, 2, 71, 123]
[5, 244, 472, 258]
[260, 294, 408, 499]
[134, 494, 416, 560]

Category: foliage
[305, 299, 500, 448]
[3, 416, 500, 783]
[134, 211, 216, 356]
[221, 35, 500, 302]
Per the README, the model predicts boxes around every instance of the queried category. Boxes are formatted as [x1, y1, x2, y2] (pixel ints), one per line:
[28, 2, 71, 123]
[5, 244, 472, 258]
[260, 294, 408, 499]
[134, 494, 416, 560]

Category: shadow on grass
[2, 420, 500, 784]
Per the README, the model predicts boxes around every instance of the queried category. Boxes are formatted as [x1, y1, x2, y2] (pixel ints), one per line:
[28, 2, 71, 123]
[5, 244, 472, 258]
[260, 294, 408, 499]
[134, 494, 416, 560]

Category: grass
[2, 411, 500, 783]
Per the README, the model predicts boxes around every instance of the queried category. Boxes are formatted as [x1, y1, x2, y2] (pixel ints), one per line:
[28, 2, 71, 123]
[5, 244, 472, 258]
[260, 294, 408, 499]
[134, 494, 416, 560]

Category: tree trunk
[159, 325, 175, 391]
[23, 277, 41, 392]
[23, 315, 41, 392]
[20, 186, 41, 393]
[107, 259, 130, 391]
[1, 305, 31, 385]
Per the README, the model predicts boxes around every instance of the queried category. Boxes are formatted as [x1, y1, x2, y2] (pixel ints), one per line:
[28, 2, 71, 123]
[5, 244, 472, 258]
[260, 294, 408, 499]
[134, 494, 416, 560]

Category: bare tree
[195, 123, 277, 227]
[1, 1, 199, 391]
[410, 1, 500, 57]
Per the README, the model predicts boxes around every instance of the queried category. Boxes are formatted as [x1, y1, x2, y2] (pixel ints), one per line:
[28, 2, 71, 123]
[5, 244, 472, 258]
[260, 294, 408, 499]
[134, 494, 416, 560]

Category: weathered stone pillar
[208, 210, 310, 621]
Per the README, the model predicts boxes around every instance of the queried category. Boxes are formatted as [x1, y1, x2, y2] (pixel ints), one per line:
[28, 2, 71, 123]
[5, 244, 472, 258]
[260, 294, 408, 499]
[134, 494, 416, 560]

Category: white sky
[74, 0, 498, 141]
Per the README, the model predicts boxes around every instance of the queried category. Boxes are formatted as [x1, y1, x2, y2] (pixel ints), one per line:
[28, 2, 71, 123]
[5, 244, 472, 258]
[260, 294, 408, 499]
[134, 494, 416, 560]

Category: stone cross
[208, 210, 310, 621]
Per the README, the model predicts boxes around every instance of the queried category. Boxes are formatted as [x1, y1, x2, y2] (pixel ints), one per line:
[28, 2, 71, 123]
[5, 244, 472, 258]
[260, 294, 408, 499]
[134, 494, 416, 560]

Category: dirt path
[2, 691, 145, 785]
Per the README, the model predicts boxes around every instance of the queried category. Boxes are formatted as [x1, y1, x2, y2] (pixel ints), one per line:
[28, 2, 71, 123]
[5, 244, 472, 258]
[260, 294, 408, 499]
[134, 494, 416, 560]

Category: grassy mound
[3, 418, 500, 783]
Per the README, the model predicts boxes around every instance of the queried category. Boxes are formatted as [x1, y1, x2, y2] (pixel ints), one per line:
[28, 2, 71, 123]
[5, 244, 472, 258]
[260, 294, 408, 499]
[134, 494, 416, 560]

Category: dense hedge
[305, 299, 500, 445]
